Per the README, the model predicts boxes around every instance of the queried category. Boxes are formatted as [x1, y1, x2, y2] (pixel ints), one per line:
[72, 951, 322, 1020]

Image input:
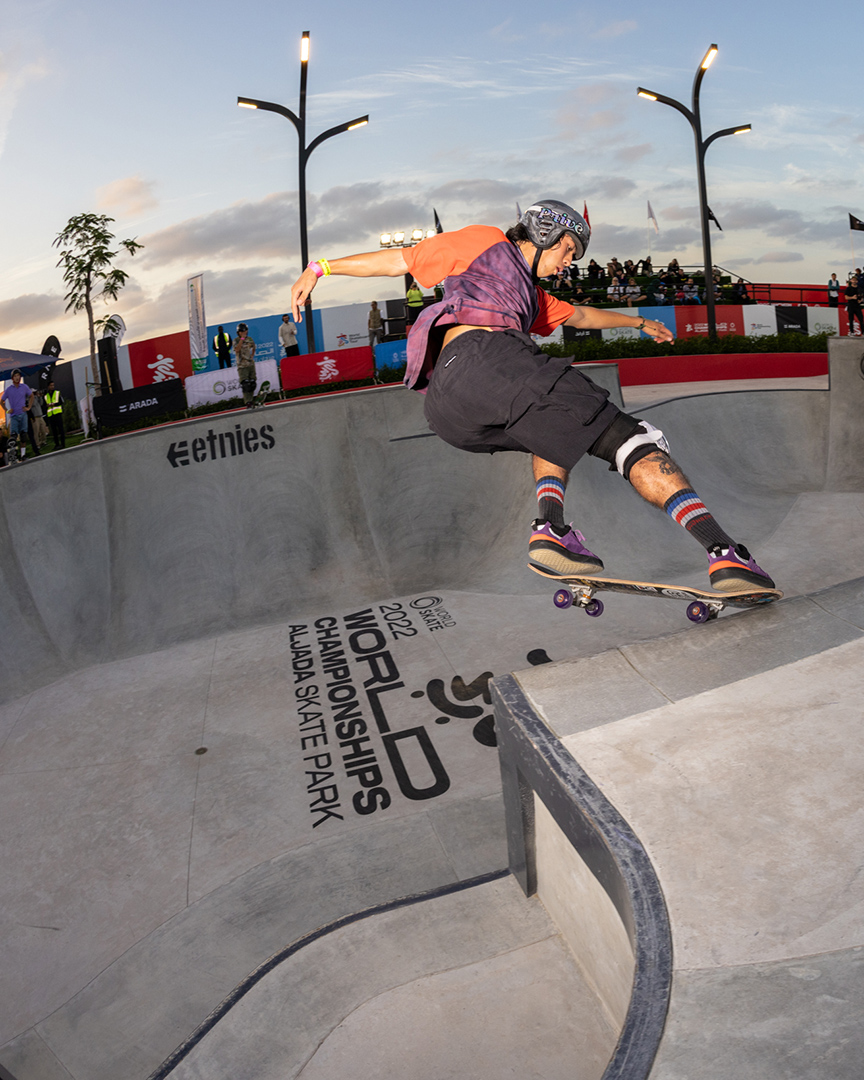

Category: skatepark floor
[1, 367, 863, 1080]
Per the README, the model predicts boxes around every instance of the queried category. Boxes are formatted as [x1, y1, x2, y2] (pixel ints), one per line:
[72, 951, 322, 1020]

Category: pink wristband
[307, 261, 324, 278]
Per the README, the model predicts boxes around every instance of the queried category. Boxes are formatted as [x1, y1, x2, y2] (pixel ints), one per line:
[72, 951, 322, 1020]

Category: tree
[53, 213, 143, 383]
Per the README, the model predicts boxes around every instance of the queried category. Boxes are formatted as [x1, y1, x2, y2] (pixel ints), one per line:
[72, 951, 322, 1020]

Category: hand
[641, 319, 674, 343]
[290, 267, 319, 322]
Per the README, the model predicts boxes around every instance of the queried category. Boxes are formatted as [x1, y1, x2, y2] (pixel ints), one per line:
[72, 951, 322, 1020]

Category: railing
[549, 265, 835, 308]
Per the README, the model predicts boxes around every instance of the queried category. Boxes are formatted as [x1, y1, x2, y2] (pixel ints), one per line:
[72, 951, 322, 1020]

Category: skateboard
[530, 564, 782, 623]
[249, 380, 271, 408]
[4, 432, 19, 467]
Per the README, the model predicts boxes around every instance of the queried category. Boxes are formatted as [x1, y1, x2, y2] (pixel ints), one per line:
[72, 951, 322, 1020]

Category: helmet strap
[531, 246, 543, 284]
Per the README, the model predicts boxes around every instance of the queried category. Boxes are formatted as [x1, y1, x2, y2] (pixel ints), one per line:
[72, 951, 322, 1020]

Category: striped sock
[536, 476, 566, 528]
[664, 488, 734, 550]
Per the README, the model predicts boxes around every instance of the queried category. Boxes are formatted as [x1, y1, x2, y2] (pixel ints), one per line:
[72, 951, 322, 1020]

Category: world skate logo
[317, 355, 340, 382]
[148, 354, 178, 382]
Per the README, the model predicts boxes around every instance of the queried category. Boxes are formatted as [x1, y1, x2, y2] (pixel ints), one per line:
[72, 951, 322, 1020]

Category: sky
[1, 0, 863, 358]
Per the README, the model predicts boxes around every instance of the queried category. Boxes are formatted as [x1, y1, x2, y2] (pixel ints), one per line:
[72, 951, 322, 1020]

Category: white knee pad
[614, 421, 670, 477]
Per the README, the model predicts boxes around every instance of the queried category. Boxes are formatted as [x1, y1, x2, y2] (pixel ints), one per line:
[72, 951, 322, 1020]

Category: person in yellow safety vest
[45, 380, 66, 450]
[405, 280, 425, 332]
[213, 326, 233, 370]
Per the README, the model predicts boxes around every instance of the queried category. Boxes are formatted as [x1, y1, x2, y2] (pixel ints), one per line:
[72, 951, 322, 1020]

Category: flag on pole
[187, 274, 208, 373]
[433, 208, 444, 234]
[708, 207, 723, 231]
[850, 214, 864, 232]
[647, 201, 659, 234]
[583, 202, 590, 228]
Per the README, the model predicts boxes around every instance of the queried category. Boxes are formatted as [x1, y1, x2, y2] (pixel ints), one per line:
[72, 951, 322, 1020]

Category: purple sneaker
[707, 543, 775, 593]
[529, 520, 604, 576]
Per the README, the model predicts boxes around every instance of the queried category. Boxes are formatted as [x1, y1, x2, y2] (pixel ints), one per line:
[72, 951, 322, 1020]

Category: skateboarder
[290, 200, 774, 593]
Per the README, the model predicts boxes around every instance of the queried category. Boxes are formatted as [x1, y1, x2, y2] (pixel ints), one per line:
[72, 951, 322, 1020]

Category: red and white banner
[675, 305, 745, 338]
[280, 345, 373, 391]
[128, 331, 193, 387]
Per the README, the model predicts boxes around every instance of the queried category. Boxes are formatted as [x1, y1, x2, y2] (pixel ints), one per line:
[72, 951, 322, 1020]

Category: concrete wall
[2, 346, 861, 705]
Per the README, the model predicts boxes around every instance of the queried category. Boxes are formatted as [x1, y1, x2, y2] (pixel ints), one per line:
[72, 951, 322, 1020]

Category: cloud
[0, 49, 48, 162]
[0, 292, 64, 331]
[754, 251, 805, 264]
[555, 83, 631, 137]
[97, 176, 158, 218]
[577, 176, 638, 200]
[488, 18, 522, 44]
[591, 20, 637, 39]
[614, 143, 652, 165]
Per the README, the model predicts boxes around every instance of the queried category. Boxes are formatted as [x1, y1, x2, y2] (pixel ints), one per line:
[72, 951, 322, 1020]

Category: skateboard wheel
[553, 589, 573, 609]
[584, 598, 604, 617]
[687, 601, 710, 624]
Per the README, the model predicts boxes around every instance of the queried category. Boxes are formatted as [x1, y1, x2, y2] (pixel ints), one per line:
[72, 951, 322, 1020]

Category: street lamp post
[239, 31, 368, 353]
[637, 45, 750, 339]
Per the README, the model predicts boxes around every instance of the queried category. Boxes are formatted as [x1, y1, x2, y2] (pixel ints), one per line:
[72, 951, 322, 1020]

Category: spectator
[233, 323, 257, 406]
[667, 258, 682, 283]
[1, 370, 34, 461]
[625, 277, 646, 308]
[279, 314, 300, 358]
[732, 278, 751, 304]
[645, 279, 667, 306]
[606, 257, 623, 279]
[639, 255, 653, 276]
[0, 421, 8, 467]
[405, 280, 425, 330]
[29, 389, 48, 450]
[681, 278, 700, 304]
[45, 380, 66, 450]
[571, 284, 590, 305]
[828, 274, 840, 308]
[606, 276, 625, 303]
[586, 259, 602, 282]
[623, 259, 637, 279]
[845, 276, 864, 335]
[368, 300, 384, 347]
[213, 325, 233, 369]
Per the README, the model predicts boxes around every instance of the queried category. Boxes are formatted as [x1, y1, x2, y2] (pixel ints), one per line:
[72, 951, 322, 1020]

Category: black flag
[850, 214, 864, 232]
[433, 208, 444, 234]
[707, 207, 723, 231]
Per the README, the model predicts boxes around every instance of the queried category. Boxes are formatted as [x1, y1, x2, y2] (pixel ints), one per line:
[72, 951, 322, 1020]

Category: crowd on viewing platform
[539, 256, 863, 311]
[541, 256, 759, 308]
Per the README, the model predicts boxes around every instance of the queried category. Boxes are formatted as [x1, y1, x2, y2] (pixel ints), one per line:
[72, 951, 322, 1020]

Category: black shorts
[423, 328, 621, 470]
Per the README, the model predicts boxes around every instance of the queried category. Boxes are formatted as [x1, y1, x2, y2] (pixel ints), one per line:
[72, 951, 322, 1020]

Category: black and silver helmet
[520, 200, 590, 260]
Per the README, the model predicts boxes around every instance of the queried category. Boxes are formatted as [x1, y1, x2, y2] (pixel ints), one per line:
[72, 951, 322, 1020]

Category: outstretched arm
[565, 305, 674, 343]
[290, 249, 410, 321]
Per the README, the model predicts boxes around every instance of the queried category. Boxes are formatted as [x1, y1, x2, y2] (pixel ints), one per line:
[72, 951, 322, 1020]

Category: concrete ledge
[492, 673, 672, 1080]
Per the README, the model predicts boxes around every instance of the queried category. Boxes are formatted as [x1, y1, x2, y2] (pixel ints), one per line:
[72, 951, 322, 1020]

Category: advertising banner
[775, 306, 808, 335]
[187, 274, 208, 372]
[600, 308, 641, 342]
[635, 304, 677, 338]
[808, 308, 840, 337]
[320, 302, 374, 352]
[205, 311, 325, 371]
[184, 358, 281, 408]
[374, 339, 408, 371]
[280, 346, 374, 392]
[674, 305, 745, 338]
[93, 378, 186, 427]
[128, 331, 193, 387]
[744, 306, 777, 337]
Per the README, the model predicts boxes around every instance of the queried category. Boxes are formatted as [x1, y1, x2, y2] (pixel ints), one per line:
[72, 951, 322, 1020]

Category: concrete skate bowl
[2, 337, 864, 1080]
[2, 340, 861, 706]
